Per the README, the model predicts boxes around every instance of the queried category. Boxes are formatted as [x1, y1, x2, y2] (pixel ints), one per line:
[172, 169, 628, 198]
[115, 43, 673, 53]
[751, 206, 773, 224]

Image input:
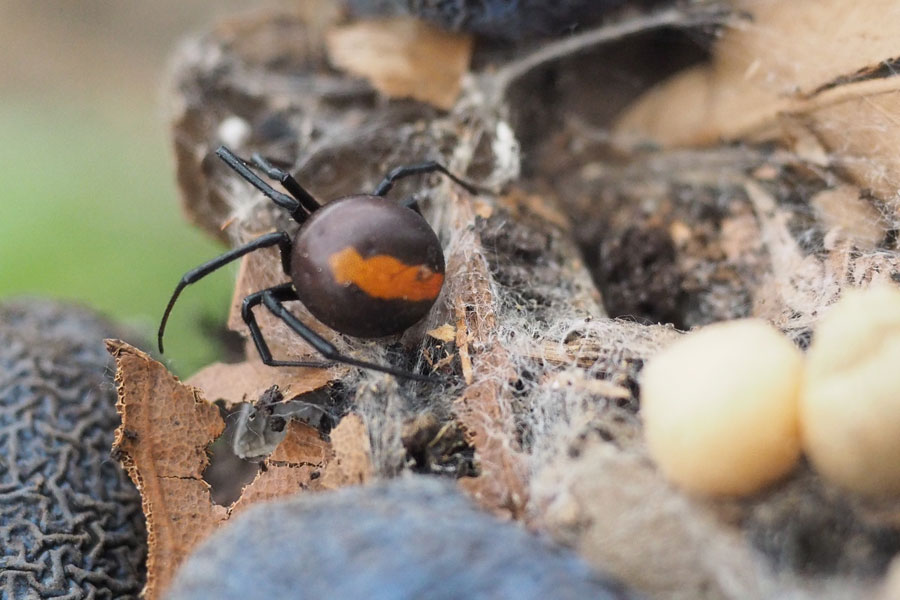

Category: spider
[158, 146, 478, 381]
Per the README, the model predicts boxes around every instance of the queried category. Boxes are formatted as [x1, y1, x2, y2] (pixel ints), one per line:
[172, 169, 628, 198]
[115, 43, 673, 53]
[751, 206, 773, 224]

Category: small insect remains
[158, 146, 478, 381]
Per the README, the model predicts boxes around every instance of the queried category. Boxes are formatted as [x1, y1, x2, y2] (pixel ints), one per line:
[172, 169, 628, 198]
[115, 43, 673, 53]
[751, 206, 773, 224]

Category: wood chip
[454, 297, 474, 386]
[426, 323, 456, 343]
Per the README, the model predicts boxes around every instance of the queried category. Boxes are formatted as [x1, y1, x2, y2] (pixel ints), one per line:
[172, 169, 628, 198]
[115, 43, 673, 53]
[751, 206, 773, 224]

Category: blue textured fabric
[0, 300, 146, 599]
[168, 477, 639, 600]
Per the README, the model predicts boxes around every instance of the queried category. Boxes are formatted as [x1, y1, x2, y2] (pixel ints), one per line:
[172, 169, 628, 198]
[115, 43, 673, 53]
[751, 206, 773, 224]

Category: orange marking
[328, 247, 443, 302]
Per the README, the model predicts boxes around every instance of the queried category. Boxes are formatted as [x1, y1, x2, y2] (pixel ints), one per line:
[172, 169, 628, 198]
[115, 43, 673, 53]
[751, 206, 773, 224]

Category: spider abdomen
[291, 195, 445, 338]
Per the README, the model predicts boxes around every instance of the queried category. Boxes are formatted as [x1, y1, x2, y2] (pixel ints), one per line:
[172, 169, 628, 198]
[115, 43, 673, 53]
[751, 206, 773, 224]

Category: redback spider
[158, 146, 479, 382]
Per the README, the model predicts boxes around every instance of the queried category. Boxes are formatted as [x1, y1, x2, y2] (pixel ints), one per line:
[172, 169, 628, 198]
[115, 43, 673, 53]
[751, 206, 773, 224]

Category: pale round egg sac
[640, 319, 804, 497]
[801, 284, 900, 498]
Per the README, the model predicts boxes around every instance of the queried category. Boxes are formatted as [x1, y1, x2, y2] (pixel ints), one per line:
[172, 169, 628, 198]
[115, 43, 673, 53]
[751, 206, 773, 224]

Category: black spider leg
[241, 284, 331, 369]
[158, 231, 293, 353]
[250, 152, 320, 215]
[373, 161, 482, 197]
[401, 196, 423, 215]
[248, 284, 438, 383]
[215, 146, 313, 224]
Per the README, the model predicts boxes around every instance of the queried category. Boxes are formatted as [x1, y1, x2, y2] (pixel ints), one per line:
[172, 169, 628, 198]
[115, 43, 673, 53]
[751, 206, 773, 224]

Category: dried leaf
[187, 359, 333, 407]
[326, 17, 473, 110]
[229, 421, 332, 515]
[454, 298, 474, 386]
[811, 185, 885, 250]
[107, 341, 358, 599]
[320, 413, 374, 489]
[268, 420, 331, 466]
[108, 340, 228, 600]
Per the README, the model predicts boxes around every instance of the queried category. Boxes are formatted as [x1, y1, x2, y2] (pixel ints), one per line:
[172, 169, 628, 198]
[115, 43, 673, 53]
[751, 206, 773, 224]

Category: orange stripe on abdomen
[328, 247, 443, 302]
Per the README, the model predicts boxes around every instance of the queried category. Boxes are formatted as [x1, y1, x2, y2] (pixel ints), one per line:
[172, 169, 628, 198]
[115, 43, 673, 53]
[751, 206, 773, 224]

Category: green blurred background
[0, 2, 285, 374]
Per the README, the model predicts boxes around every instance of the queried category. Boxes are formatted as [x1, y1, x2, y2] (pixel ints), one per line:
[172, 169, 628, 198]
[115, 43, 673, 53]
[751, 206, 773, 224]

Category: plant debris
[107, 341, 374, 599]
[326, 17, 473, 110]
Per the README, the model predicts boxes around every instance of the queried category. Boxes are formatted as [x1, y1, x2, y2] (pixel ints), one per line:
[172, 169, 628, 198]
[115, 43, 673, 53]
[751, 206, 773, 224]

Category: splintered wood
[446, 191, 529, 518]
[107, 341, 371, 600]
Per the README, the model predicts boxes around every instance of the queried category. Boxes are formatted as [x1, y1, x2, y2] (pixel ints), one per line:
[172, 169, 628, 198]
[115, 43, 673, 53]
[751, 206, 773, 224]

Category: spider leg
[250, 152, 320, 215]
[241, 283, 332, 369]
[258, 287, 439, 383]
[400, 195, 423, 215]
[372, 161, 482, 197]
[216, 146, 311, 224]
[158, 231, 293, 353]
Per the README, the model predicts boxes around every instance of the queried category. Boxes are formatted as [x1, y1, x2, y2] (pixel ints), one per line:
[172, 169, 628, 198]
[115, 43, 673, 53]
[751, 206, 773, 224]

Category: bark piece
[444, 191, 528, 516]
